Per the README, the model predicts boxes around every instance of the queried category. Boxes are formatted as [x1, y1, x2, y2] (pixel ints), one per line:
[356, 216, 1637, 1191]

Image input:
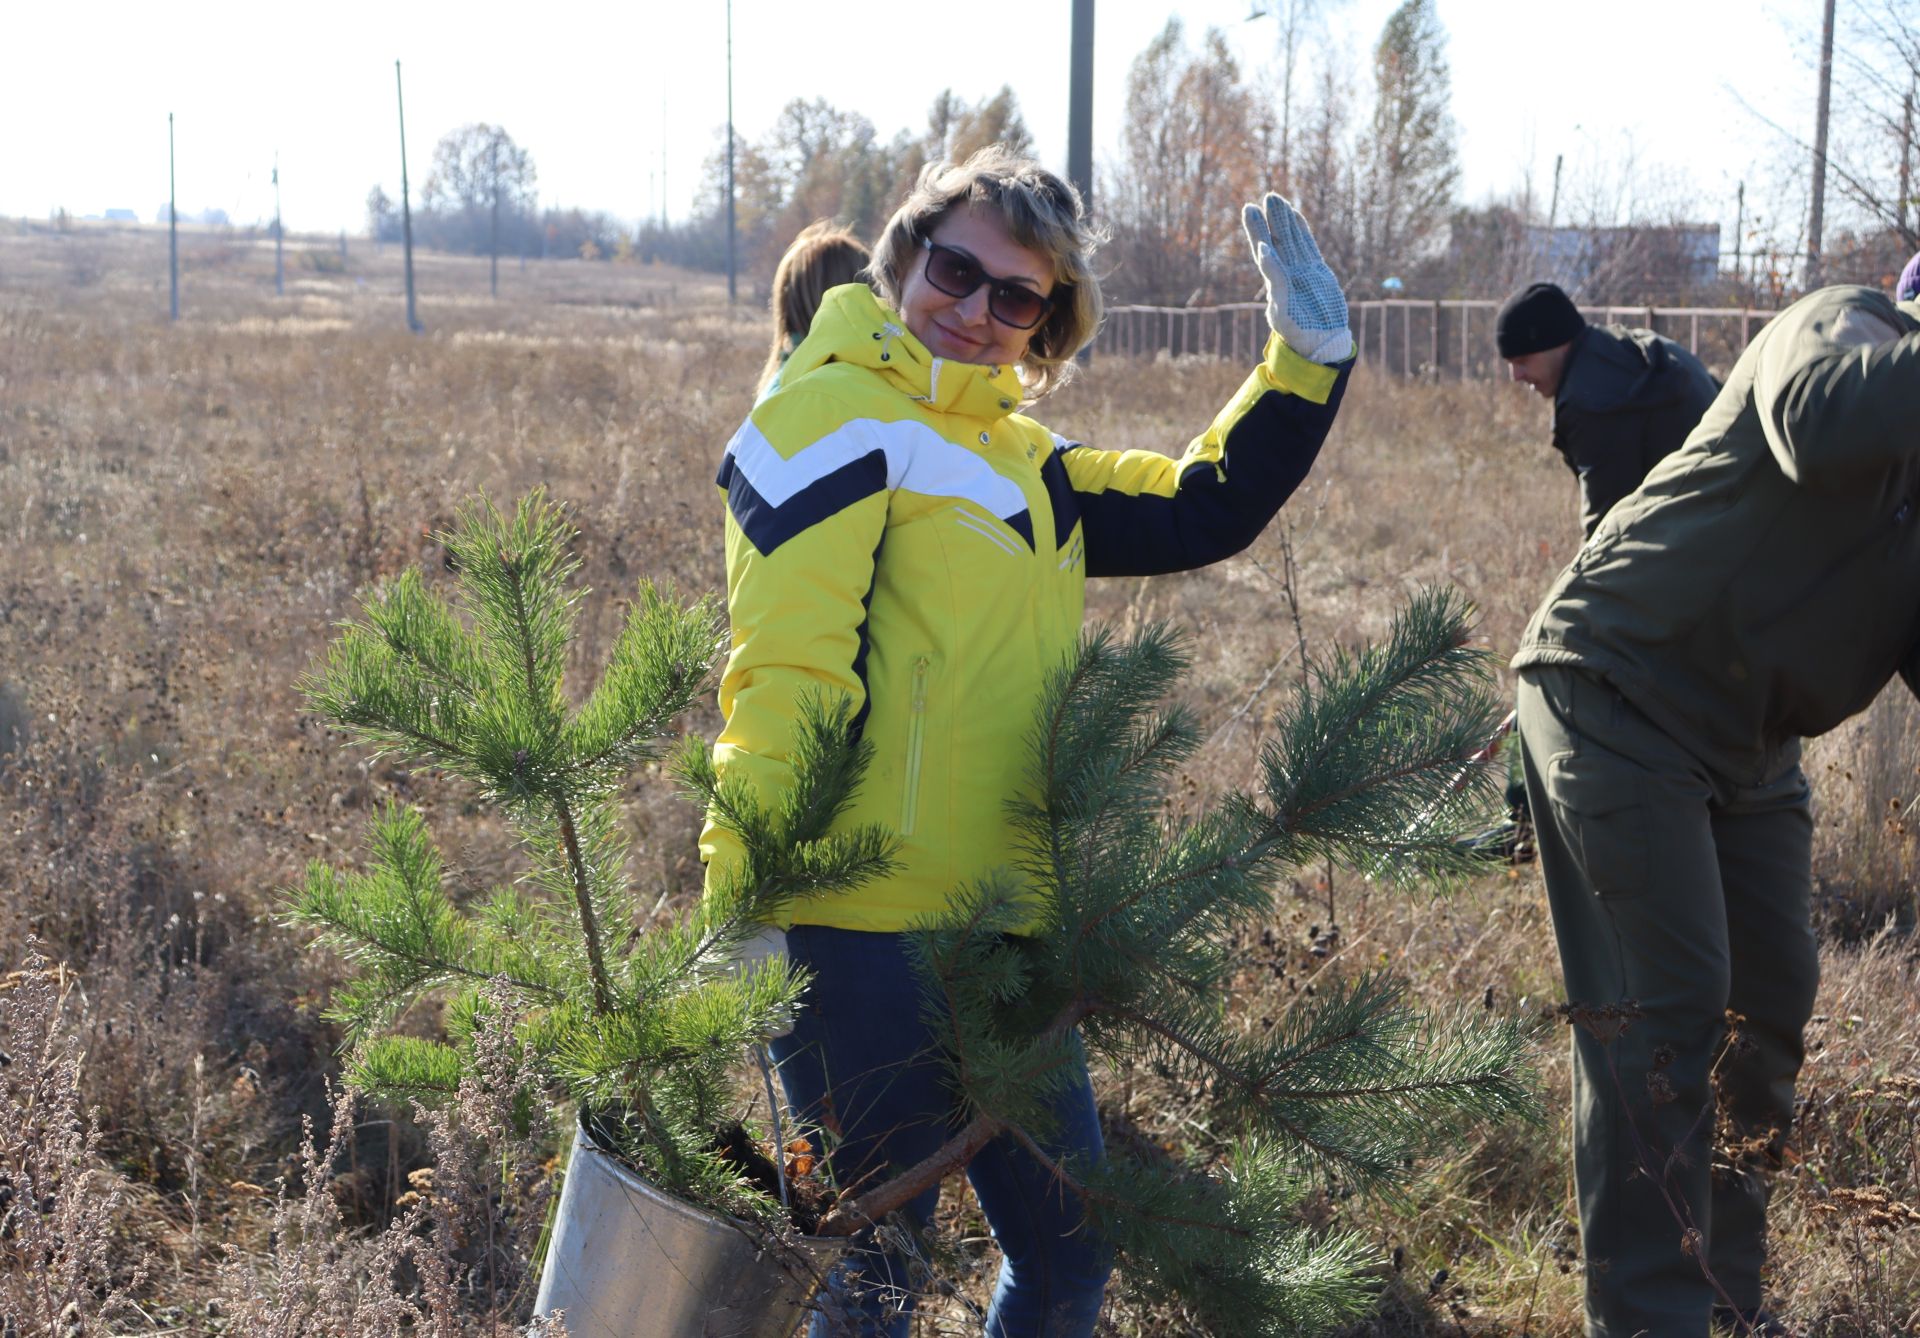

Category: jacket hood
[782, 282, 1027, 423]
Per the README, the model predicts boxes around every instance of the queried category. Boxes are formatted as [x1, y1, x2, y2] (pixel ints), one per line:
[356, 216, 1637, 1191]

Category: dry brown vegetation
[2, 218, 1917, 1336]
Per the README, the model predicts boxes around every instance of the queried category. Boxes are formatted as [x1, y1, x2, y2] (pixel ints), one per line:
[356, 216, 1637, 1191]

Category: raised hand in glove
[1242, 192, 1354, 365]
[723, 924, 795, 1039]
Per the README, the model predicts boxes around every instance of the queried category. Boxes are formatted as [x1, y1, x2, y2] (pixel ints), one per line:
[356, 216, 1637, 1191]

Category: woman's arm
[1057, 339, 1351, 577]
[1058, 192, 1354, 577]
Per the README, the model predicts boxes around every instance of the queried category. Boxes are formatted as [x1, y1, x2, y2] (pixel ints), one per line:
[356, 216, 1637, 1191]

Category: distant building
[151, 205, 232, 227]
[1526, 223, 1721, 302]
[104, 208, 137, 223]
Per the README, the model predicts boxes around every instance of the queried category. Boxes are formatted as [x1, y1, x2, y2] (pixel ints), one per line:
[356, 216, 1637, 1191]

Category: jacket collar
[783, 283, 1026, 423]
[1552, 325, 1591, 409]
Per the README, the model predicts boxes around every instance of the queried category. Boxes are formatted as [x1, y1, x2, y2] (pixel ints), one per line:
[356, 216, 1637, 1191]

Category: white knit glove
[724, 924, 794, 1039]
[1242, 192, 1354, 364]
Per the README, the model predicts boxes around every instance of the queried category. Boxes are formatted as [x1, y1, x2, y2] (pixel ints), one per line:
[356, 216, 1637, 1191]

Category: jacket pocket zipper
[901, 657, 930, 836]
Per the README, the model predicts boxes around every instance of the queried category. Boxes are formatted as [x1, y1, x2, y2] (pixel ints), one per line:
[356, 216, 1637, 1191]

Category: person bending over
[1515, 281, 1920, 1336]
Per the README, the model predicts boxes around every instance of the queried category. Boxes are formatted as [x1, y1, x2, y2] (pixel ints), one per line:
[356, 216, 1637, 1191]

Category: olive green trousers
[1517, 666, 1817, 1337]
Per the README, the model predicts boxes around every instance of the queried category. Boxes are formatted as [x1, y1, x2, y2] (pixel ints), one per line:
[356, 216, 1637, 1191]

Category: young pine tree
[736, 591, 1540, 1335]
[288, 490, 893, 1220]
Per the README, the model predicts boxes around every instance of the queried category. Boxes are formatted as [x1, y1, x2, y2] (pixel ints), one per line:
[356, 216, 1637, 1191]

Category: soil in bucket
[713, 1121, 840, 1234]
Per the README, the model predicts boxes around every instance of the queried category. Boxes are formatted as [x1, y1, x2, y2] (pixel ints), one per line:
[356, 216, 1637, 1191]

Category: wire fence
[1093, 299, 1781, 378]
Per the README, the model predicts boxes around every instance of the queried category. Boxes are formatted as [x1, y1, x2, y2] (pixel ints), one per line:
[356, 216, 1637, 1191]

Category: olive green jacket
[1553, 324, 1720, 538]
[1515, 285, 1920, 783]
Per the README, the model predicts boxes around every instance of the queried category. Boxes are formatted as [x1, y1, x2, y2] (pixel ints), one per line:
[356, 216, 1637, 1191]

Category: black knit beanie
[1495, 282, 1585, 357]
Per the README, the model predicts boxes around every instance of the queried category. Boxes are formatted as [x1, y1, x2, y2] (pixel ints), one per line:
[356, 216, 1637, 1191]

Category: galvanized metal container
[534, 1122, 841, 1338]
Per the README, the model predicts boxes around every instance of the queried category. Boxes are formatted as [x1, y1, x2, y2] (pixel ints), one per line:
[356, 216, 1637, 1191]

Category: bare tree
[418, 124, 537, 256]
[1105, 19, 1263, 304]
[1288, 52, 1361, 287]
[365, 184, 397, 244]
[1733, 0, 1920, 285]
[1357, 0, 1459, 286]
[1253, 0, 1353, 197]
[939, 86, 1035, 166]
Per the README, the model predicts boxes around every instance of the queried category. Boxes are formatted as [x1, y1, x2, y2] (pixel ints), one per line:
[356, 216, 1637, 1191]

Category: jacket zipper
[901, 656, 930, 836]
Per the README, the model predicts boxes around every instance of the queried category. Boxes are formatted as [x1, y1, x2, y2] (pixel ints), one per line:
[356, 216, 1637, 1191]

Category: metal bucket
[534, 1121, 841, 1338]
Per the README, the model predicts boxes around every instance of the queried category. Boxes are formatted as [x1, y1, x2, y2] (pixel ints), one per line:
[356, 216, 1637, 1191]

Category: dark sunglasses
[919, 237, 1054, 330]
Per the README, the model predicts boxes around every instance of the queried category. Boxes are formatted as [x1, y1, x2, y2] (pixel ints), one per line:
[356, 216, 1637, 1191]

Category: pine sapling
[768, 591, 1540, 1336]
[287, 489, 895, 1224]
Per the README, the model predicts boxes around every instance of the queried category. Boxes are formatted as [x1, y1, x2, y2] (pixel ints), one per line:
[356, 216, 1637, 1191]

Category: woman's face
[897, 206, 1056, 368]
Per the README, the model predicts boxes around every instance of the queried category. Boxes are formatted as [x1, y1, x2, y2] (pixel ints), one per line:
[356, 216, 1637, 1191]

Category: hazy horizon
[5, 0, 1822, 245]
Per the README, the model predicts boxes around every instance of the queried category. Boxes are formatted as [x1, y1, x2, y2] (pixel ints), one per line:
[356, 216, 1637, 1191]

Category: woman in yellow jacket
[708, 145, 1355, 1336]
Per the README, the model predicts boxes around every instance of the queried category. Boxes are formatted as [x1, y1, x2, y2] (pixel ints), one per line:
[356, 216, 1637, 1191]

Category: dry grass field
[2, 217, 1917, 1335]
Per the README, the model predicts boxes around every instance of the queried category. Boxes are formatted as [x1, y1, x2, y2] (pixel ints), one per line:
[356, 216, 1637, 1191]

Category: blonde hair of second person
[756, 222, 871, 402]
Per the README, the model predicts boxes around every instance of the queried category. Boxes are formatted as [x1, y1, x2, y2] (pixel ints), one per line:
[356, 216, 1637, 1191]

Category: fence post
[1461, 303, 1471, 381]
[1689, 311, 1700, 354]
[1430, 301, 1442, 378]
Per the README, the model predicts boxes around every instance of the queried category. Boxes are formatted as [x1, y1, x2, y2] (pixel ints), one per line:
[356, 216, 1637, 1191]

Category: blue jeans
[768, 926, 1113, 1338]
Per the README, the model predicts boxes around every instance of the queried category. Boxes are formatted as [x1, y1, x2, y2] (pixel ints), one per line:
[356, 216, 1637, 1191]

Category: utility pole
[1068, 0, 1094, 213]
[1807, 0, 1836, 290]
[1543, 152, 1563, 279]
[1068, 0, 1094, 363]
[1734, 180, 1745, 298]
[1901, 80, 1915, 243]
[725, 0, 736, 304]
[396, 60, 422, 333]
[273, 152, 285, 297]
[169, 112, 179, 322]
[489, 135, 500, 299]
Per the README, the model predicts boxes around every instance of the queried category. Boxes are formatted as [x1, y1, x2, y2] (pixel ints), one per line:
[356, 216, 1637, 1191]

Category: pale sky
[4, 0, 1816, 245]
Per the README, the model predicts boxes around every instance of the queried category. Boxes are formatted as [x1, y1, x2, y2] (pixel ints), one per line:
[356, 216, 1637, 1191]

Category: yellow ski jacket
[706, 283, 1350, 932]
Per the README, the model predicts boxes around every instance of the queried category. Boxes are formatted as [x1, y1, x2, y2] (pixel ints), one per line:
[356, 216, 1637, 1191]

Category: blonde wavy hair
[758, 221, 872, 398]
[867, 145, 1104, 400]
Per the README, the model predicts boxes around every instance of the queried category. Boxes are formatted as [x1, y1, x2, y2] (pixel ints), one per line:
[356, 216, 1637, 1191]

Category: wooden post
[273, 152, 284, 297]
[726, 0, 736, 304]
[1429, 300, 1441, 378]
[168, 112, 178, 322]
[396, 61, 421, 334]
